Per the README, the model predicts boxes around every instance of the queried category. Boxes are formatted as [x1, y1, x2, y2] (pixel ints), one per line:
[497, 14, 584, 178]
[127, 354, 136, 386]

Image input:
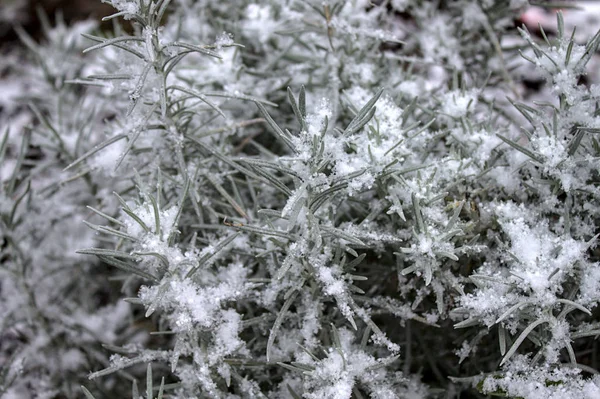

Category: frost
[4, 0, 600, 397]
[480, 358, 600, 399]
[103, 0, 139, 18]
[215, 32, 234, 49]
[297, 328, 424, 399]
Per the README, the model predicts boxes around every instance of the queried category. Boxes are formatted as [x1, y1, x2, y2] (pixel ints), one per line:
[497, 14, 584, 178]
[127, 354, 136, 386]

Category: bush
[1, 1, 600, 398]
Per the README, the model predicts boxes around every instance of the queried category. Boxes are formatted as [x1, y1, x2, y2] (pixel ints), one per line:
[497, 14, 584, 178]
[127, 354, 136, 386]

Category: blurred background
[0, 0, 113, 42]
[2, 0, 600, 44]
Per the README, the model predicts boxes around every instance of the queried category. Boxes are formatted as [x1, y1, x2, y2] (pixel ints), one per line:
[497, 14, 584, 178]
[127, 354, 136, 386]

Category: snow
[103, 0, 139, 18]
[495, 202, 586, 296]
[4, 0, 600, 397]
[215, 32, 234, 49]
[243, 4, 278, 45]
[418, 14, 464, 70]
[91, 137, 127, 173]
[441, 90, 479, 119]
[481, 358, 600, 399]
[579, 263, 600, 304]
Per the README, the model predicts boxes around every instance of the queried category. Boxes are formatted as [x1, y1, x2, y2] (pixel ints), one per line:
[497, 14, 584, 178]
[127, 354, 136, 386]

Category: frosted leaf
[215, 32, 234, 49]
[102, 0, 139, 18]
[140, 262, 250, 331]
[480, 359, 600, 399]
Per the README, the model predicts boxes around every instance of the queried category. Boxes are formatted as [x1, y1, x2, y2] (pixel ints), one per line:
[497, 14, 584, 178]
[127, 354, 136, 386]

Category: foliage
[1, 1, 600, 398]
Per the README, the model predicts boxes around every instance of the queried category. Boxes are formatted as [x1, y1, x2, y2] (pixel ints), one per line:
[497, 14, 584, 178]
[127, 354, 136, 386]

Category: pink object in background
[520, 3, 600, 39]
[520, 6, 558, 32]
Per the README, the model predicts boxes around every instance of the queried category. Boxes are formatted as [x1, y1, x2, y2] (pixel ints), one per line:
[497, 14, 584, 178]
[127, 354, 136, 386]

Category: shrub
[1, 1, 600, 398]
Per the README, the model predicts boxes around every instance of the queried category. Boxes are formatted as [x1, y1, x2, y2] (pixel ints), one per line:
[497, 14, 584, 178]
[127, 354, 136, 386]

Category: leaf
[320, 226, 366, 246]
[147, 195, 161, 236]
[411, 193, 426, 234]
[288, 87, 307, 132]
[495, 300, 533, 324]
[132, 379, 139, 399]
[236, 158, 302, 179]
[454, 317, 481, 329]
[166, 41, 222, 59]
[77, 248, 140, 260]
[346, 253, 367, 270]
[205, 174, 249, 220]
[133, 252, 170, 269]
[287, 384, 302, 399]
[567, 128, 586, 156]
[298, 85, 306, 118]
[575, 28, 600, 70]
[82, 34, 145, 54]
[499, 326, 507, 356]
[445, 201, 464, 232]
[247, 163, 293, 196]
[146, 364, 153, 399]
[497, 134, 543, 163]
[185, 233, 240, 278]
[284, 195, 306, 232]
[400, 264, 419, 276]
[385, 118, 435, 156]
[115, 103, 157, 170]
[556, 299, 592, 316]
[89, 355, 156, 380]
[0, 128, 10, 164]
[257, 209, 283, 218]
[96, 255, 159, 282]
[345, 88, 384, 135]
[186, 137, 267, 184]
[557, 11, 565, 40]
[64, 134, 127, 171]
[203, 91, 277, 107]
[507, 97, 537, 127]
[29, 102, 66, 153]
[277, 362, 315, 373]
[157, 377, 165, 399]
[267, 291, 298, 362]
[346, 106, 377, 135]
[102, 10, 142, 23]
[169, 85, 226, 119]
[500, 318, 549, 366]
[255, 101, 297, 153]
[83, 222, 139, 242]
[565, 28, 577, 66]
[81, 386, 96, 399]
[155, 0, 173, 25]
[8, 180, 30, 227]
[434, 251, 458, 261]
[122, 208, 150, 233]
[309, 183, 348, 212]
[232, 224, 292, 240]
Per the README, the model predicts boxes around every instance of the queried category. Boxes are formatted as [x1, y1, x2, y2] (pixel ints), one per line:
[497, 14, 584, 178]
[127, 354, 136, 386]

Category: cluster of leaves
[1, 0, 600, 398]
